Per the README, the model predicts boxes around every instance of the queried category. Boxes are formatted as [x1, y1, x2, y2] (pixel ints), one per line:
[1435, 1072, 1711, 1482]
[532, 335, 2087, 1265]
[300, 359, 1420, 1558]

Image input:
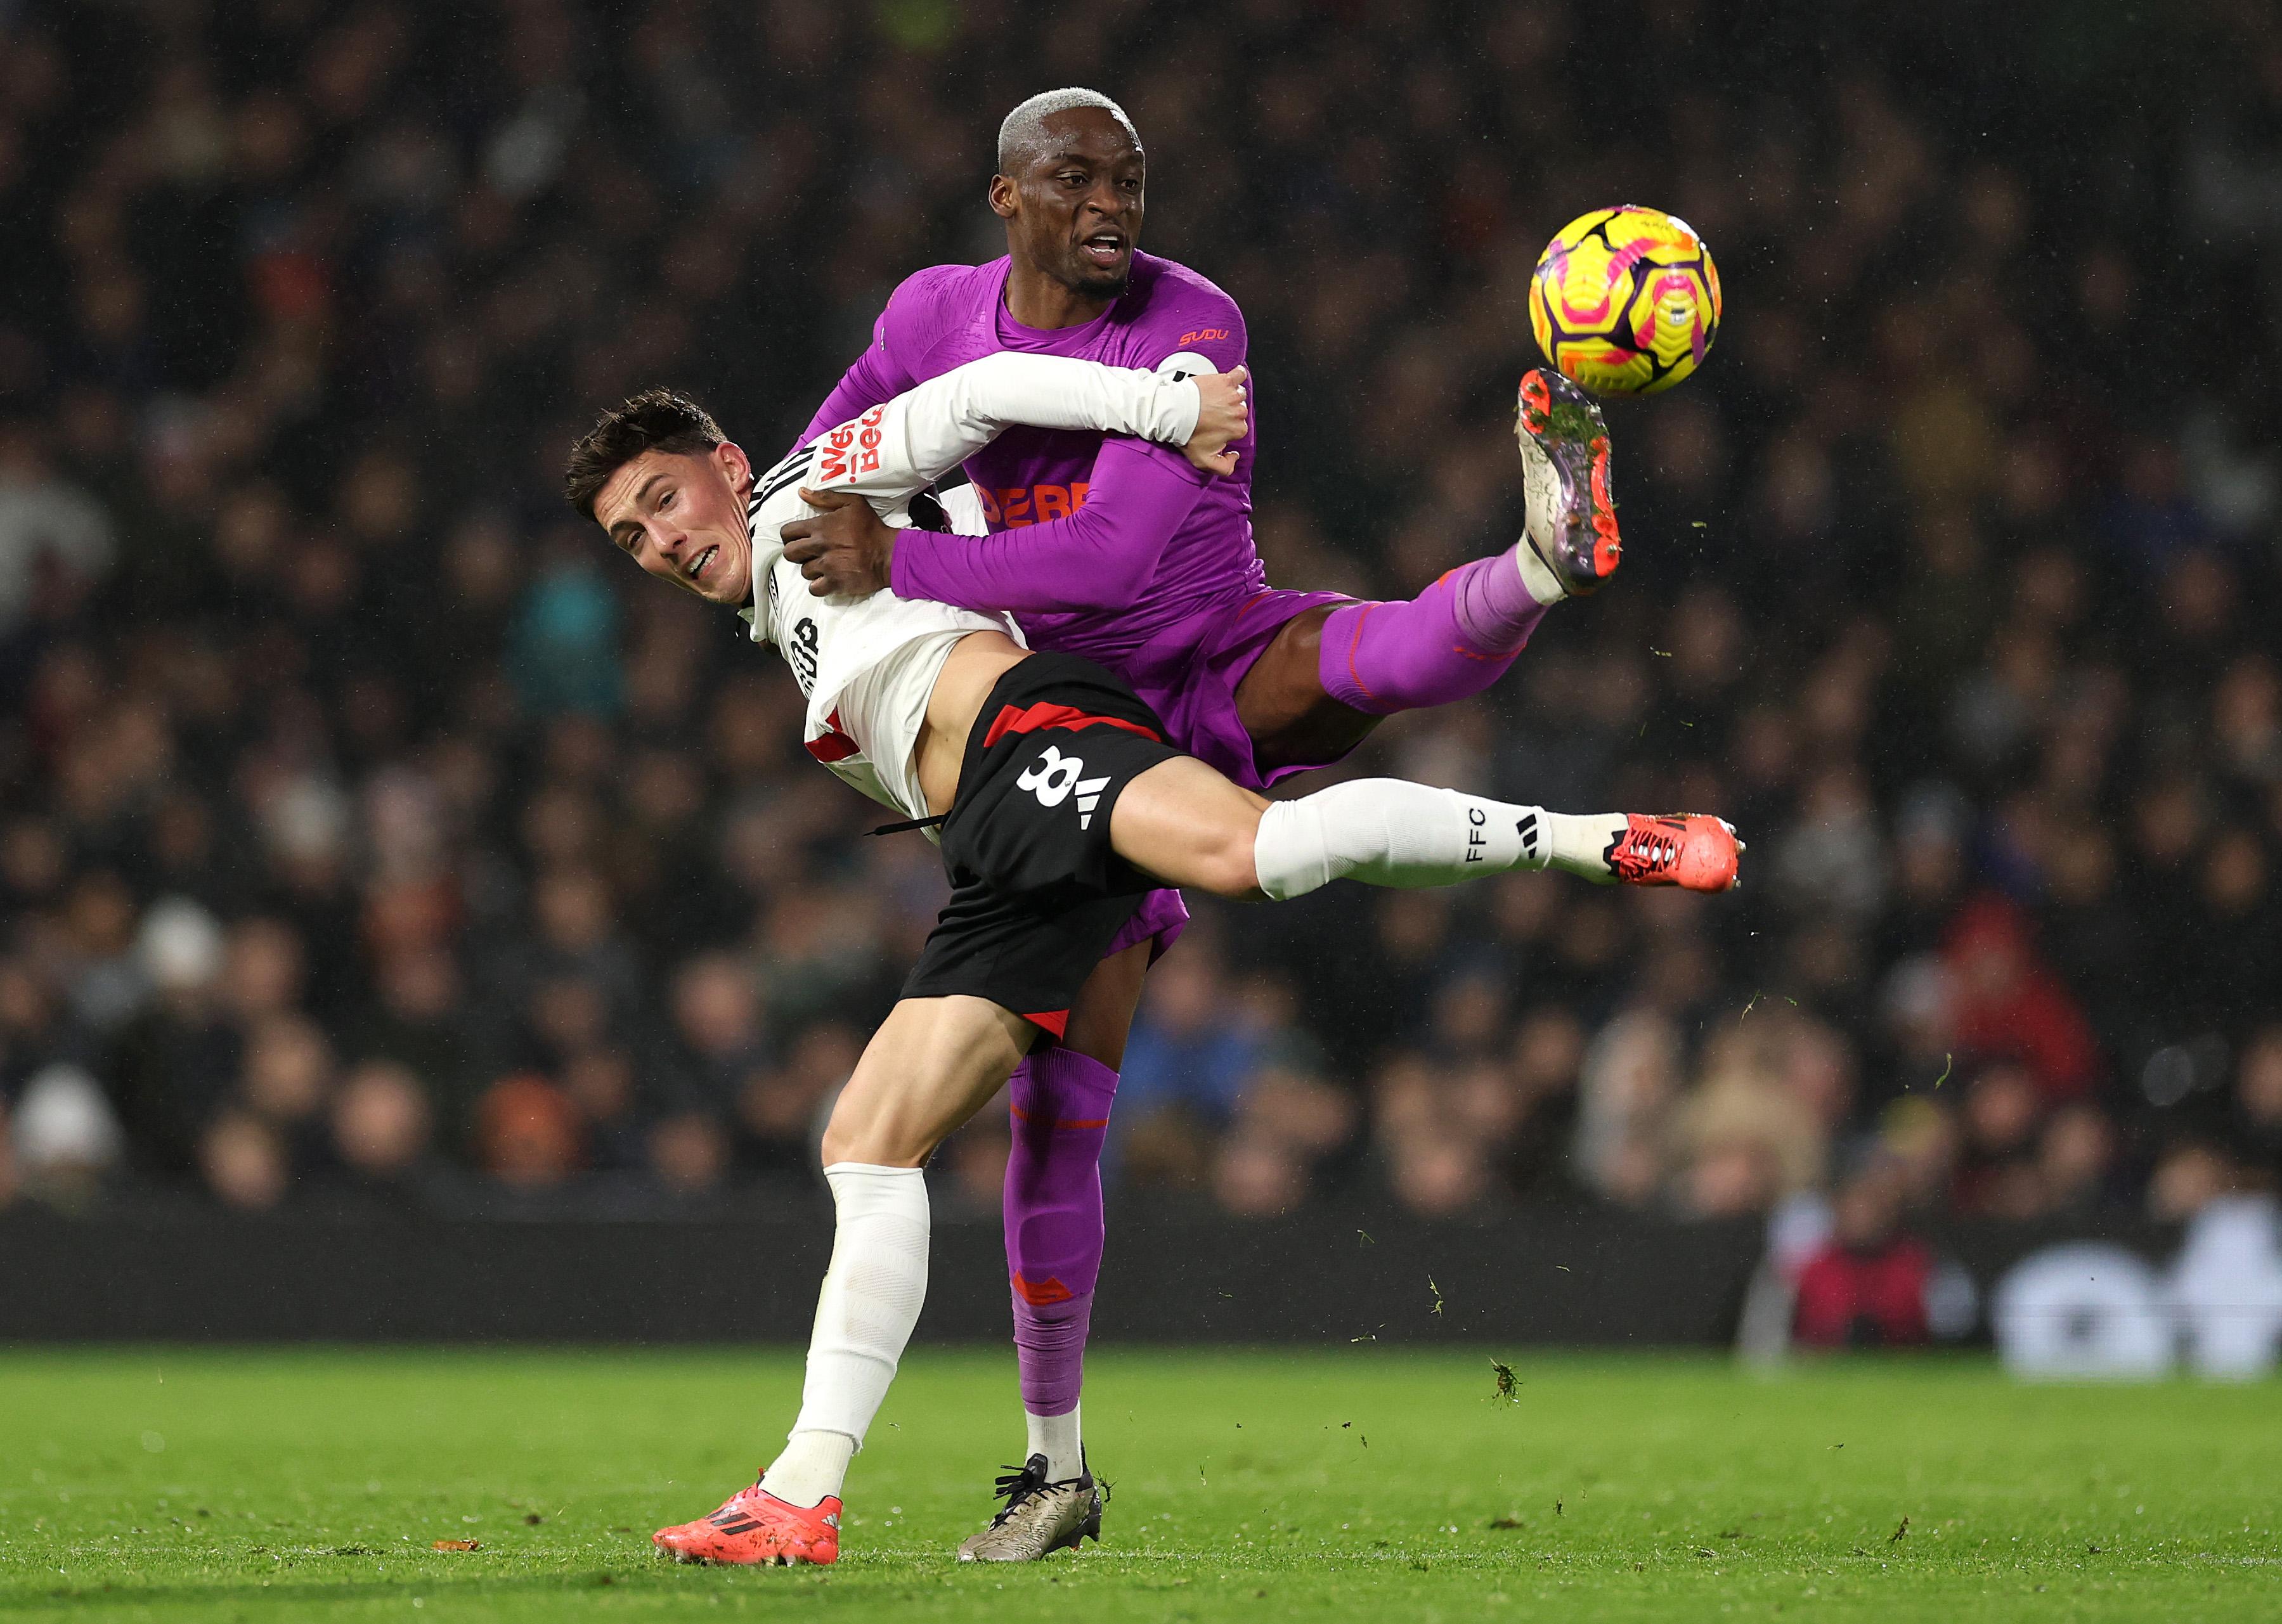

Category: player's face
[1000, 108, 1144, 299]
[592, 442, 755, 607]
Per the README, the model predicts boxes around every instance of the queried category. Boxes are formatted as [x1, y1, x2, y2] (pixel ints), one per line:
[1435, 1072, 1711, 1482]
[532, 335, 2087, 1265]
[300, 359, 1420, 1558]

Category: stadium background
[1, 0, 2279, 1344]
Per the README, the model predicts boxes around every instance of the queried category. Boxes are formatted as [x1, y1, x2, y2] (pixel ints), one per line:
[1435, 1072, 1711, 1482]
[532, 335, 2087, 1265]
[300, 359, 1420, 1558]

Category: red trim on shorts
[1020, 1009, 1071, 1040]
[982, 702, 1162, 750]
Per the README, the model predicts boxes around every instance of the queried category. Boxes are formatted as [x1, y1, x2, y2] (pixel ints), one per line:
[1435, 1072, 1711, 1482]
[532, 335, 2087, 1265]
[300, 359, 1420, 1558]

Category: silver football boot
[954, 1453, 1105, 1562]
[1514, 367, 1621, 597]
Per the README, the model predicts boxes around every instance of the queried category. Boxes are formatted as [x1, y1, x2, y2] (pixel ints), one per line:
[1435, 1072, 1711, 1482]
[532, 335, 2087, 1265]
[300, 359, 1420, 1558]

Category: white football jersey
[737, 353, 1202, 825]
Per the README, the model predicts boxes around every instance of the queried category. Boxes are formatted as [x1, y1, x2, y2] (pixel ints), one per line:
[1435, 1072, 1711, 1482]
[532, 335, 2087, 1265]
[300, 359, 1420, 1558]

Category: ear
[988, 172, 1018, 221]
[714, 439, 754, 499]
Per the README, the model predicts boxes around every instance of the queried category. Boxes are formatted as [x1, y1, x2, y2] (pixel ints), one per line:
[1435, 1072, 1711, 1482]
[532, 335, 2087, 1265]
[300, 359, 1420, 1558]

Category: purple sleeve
[793, 272, 941, 450]
[888, 437, 1210, 614]
[796, 345, 907, 451]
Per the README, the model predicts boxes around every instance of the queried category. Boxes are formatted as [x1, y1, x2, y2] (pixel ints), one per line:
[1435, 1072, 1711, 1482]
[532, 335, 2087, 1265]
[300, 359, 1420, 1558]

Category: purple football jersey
[802, 254, 1342, 788]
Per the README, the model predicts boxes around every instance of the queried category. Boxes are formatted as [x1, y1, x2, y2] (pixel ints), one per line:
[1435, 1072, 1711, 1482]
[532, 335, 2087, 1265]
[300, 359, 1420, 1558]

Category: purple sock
[1318, 553, 1548, 716]
[1003, 1047, 1118, 1419]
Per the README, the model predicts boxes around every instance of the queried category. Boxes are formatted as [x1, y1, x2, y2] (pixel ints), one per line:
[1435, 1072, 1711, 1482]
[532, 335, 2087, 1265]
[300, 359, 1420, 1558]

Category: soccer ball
[1528, 205, 1721, 396]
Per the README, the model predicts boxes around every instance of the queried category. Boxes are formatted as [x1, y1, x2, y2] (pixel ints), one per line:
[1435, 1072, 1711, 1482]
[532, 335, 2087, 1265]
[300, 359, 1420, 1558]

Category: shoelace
[1607, 817, 1687, 882]
[985, 1460, 1049, 1526]
[985, 1459, 1102, 1528]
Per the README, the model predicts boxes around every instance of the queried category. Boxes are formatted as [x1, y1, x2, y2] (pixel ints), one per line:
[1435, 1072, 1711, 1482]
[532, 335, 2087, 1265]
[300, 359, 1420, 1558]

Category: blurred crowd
[3, 0, 2280, 1230]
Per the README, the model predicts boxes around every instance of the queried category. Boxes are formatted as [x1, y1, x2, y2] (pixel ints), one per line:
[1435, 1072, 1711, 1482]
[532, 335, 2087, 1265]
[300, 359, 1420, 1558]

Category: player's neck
[1002, 261, 1115, 331]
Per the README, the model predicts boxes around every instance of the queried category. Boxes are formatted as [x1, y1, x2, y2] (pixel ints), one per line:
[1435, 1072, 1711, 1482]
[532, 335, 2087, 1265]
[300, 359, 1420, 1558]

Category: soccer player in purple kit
[782, 87, 1638, 1559]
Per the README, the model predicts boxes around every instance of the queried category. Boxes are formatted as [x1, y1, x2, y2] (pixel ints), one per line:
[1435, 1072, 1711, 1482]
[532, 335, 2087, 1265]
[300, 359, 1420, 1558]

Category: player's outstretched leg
[1252, 789, 1739, 897]
[1110, 760, 1742, 901]
[1308, 368, 1618, 721]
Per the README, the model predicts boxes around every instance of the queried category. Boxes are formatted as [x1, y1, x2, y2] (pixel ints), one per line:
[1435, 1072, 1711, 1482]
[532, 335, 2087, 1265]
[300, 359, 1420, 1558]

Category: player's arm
[878, 439, 1205, 612]
[786, 422, 1229, 609]
[782, 356, 1247, 600]
[876, 310, 1253, 613]
[808, 351, 1216, 505]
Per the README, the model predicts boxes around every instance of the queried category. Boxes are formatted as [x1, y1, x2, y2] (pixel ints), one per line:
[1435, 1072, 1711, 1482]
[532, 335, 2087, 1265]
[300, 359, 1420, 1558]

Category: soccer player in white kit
[567, 352, 1741, 1565]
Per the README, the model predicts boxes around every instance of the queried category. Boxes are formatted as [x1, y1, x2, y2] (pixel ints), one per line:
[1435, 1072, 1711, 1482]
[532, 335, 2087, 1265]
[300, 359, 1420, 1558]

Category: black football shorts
[901, 652, 1187, 1039]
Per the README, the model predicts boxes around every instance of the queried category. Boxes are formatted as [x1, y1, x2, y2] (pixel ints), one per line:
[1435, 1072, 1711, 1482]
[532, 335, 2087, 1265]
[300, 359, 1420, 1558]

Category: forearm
[888, 438, 1210, 612]
[942, 352, 1199, 448]
[814, 354, 1201, 505]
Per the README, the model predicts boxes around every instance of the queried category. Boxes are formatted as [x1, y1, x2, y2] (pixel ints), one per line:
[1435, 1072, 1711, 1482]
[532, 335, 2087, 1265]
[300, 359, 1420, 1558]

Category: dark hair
[562, 388, 725, 520]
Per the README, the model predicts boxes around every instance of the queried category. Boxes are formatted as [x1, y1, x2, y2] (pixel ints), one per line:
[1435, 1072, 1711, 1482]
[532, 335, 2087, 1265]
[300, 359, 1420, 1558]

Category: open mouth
[1079, 229, 1126, 269]
[684, 544, 719, 584]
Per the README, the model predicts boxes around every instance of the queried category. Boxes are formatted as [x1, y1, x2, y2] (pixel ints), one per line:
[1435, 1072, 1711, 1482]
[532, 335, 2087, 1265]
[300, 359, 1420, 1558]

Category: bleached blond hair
[996, 88, 1141, 175]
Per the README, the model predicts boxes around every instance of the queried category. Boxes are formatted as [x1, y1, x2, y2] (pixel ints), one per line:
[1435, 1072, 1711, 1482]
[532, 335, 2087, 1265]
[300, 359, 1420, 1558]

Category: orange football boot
[652, 1481, 841, 1566]
[1605, 814, 1743, 893]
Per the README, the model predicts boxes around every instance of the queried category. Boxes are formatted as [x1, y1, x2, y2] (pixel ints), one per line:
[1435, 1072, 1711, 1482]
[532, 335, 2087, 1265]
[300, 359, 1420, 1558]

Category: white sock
[763, 1163, 930, 1507]
[1540, 810, 1628, 879]
[763, 1431, 853, 1508]
[1025, 1403, 1083, 1483]
[1252, 781, 1627, 899]
[1514, 537, 1569, 606]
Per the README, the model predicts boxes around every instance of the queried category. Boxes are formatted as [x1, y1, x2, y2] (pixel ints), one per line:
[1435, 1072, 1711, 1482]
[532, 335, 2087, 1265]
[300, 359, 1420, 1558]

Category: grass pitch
[1, 1348, 2274, 1622]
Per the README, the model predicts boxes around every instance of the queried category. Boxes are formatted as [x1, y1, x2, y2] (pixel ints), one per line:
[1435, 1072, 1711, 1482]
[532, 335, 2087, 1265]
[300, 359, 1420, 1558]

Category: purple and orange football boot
[652, 1480, 841, 1566]
[1515, 368, 1621, 597]
[1605, 814, 1743, 893]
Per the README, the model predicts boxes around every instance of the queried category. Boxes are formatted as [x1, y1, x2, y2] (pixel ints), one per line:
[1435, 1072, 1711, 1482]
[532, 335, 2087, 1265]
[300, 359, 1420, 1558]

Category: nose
[1083, 177, 1127, 220]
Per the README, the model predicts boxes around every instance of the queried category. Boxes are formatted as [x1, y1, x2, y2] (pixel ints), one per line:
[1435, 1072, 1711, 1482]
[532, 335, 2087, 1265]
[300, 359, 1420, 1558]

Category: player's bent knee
[1192, 832, 1267, 898]
[818, 1119, 933, 1170]
[1141, 804, 1263, 898]
[1207, 796, 1271, 898]
[819, 1093, 941, 1170]
[1113, 758, 1266, 896]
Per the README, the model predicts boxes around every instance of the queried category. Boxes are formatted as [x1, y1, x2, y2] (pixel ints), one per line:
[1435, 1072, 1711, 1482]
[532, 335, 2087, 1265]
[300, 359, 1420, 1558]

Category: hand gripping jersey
[740, 352, 1201, 825]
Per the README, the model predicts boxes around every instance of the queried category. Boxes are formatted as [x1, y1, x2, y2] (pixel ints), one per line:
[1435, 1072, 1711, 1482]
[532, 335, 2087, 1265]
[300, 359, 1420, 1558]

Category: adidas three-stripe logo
[1517, 810, 1540, 860]
[1016, 745, 1113, 828]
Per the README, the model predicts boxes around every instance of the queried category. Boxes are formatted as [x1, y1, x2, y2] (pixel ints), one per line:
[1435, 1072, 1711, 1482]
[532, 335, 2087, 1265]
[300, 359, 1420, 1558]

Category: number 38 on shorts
[1016, 745, 1113, 828]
